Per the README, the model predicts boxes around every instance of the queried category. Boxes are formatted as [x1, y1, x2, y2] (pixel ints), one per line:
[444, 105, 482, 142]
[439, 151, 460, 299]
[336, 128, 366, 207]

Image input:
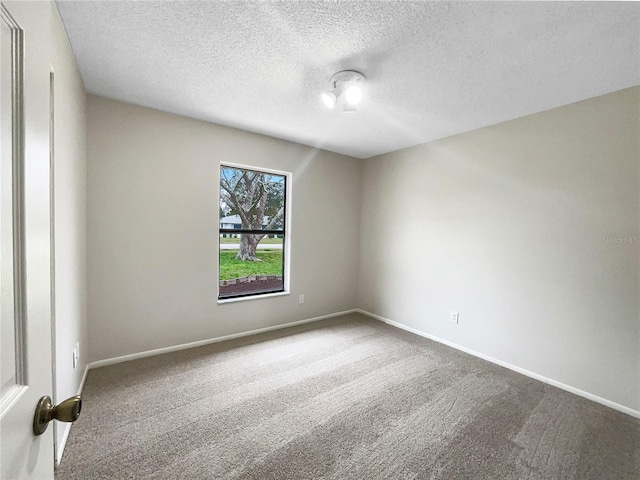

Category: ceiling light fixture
[321, 70, 366, 113]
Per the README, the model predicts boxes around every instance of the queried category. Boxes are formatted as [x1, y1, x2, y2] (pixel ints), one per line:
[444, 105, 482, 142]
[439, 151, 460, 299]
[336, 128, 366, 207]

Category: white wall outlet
[450, 311, 459, 324]
[299, 294, 305, 304]
[72, 343, 80, 369]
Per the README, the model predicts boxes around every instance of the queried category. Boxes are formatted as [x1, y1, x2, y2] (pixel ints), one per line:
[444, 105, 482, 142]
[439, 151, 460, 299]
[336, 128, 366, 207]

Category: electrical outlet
[72, 343, 80, 369]
[299, 294, 305, 304]
[450, 311, 459, 324]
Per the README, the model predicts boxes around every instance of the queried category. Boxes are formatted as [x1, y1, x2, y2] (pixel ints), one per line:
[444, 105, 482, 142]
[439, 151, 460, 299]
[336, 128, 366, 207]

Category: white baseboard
[88, 309, 358, 370]
[356, 309, 640, 419]
[78, 362, 89, 394]
[56, 363, 90, 466]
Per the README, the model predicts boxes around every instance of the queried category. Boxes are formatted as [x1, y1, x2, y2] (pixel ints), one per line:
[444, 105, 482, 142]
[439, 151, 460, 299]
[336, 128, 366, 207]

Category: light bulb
[344, 85, 362, 105]
[321, 92, 336, 108]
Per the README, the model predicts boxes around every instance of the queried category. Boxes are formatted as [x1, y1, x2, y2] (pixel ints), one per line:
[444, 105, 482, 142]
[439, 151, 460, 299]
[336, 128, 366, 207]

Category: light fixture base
[329, 70, 366, 88]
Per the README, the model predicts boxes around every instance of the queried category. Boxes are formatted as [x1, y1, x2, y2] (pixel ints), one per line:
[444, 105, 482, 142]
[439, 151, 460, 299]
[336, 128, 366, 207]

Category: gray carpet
[57, 313, 639, 479]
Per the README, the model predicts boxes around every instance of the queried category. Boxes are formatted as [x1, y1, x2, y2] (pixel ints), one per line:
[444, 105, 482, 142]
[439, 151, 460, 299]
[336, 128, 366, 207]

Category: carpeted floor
[56, 313, 639, 479]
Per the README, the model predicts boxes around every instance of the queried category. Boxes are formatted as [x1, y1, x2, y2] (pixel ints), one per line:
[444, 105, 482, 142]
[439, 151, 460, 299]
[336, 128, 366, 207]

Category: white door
[1, 1, 57, 478]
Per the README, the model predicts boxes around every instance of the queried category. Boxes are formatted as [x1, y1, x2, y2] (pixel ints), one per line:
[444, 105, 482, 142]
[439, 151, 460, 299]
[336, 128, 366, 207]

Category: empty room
[1, 1, 639, 479]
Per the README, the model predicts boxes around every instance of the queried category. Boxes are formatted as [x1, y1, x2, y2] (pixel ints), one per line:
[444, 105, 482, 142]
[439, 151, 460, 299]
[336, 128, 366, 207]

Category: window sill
[217, 290, 290, 305]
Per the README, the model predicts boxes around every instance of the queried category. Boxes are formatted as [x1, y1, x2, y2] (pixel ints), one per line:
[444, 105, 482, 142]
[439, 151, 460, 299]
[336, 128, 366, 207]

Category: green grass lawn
[219, 237, 283, 244]
[219, 250, 283, 280]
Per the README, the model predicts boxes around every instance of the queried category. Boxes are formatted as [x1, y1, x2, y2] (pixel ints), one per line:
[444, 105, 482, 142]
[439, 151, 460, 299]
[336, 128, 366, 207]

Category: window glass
[219, 166, 286, 299]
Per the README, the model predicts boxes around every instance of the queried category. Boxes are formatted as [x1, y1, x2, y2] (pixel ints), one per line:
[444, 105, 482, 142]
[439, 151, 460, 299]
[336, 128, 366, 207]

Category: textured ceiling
[56, 1, 639, 159]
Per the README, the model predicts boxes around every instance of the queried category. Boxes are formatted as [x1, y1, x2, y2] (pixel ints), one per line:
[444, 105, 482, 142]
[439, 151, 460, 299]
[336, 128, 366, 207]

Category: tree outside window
[219, 165, 287, 299]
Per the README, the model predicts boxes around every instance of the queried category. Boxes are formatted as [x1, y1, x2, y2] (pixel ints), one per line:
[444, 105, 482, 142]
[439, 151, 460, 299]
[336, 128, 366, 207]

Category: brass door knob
[33, 395, 82, 436]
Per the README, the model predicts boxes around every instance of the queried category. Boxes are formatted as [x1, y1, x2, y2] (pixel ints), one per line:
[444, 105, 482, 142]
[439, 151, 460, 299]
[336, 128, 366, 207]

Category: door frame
[49, 67, 59, 467]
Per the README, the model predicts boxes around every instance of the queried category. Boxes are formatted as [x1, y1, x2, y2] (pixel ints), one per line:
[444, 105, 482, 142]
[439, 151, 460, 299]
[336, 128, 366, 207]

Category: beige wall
[86, 95, 362, 361]
[358, 87, 640, 411]
[50, 5, 88, 464]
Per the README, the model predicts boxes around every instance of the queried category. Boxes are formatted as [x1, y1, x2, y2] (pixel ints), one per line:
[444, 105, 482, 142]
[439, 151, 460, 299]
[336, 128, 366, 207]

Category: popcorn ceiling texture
[55, 1, 639, 158]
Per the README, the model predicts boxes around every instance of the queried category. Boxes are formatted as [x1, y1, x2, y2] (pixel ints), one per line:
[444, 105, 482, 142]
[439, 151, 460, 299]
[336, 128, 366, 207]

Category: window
[219, 164, 287, 300]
